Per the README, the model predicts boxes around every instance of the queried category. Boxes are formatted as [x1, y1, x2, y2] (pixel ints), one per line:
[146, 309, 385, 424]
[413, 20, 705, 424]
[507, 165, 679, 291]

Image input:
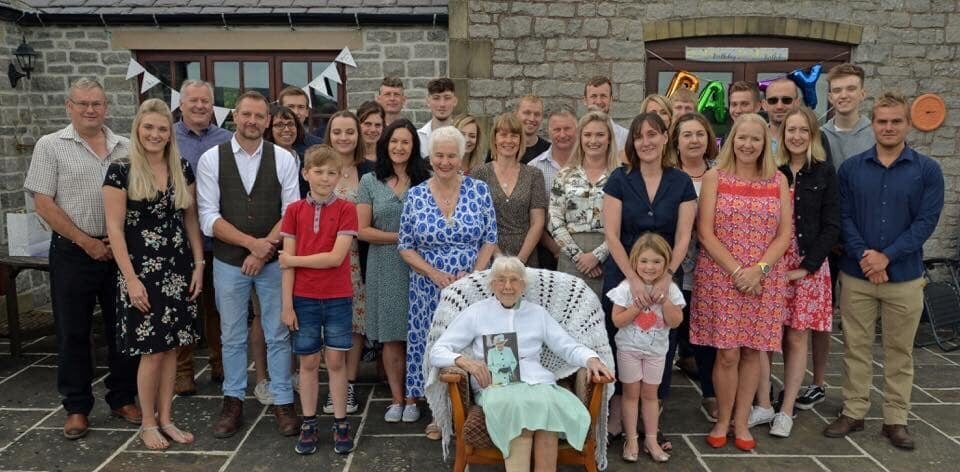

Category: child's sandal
[140, 426, 170, 450]
[622, 434, 640, 463]
[644, 435, 670, 463]
[161, 423, 194, 444]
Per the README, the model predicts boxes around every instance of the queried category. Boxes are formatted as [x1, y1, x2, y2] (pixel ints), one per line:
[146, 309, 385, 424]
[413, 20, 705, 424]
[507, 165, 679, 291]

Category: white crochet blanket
[423, 268, 615, 471]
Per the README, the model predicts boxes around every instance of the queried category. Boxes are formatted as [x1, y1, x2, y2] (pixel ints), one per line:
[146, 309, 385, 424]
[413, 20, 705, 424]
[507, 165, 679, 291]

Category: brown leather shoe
[111, 404, 143, 425]
[175, 373, 197, 396]
[882, 424, 916, 450]
[63, 413, 89, 440]
[213, 396, 244, 438]
[273, 403, 301, 436]
[823, 414, 864, 438]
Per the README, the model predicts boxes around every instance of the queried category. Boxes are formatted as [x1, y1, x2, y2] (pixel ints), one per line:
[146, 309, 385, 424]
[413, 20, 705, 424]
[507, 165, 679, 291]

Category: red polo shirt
[280, 193, 358, 300]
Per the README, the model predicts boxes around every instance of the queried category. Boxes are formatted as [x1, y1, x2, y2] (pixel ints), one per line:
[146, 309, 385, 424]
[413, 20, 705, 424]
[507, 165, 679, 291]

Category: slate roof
[3, 1, 447, 16]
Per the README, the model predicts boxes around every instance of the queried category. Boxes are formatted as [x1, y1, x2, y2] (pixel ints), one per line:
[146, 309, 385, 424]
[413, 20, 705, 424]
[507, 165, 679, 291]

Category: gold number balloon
[666, 71, 701, 98]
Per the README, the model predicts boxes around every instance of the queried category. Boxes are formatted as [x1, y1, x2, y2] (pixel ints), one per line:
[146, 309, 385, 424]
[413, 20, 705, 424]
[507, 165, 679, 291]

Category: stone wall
[0, 21, 448, 310]
[457, 0, 960, 258]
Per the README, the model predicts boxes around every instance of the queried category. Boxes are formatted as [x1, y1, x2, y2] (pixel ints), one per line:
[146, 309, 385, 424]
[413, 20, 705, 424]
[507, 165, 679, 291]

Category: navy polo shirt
[837, 144, 944, 282]
[602, 165, 697, 287]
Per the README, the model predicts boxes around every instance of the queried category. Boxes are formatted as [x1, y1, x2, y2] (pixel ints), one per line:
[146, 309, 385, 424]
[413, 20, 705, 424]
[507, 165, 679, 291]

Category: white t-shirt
[606, 280, 685, 357]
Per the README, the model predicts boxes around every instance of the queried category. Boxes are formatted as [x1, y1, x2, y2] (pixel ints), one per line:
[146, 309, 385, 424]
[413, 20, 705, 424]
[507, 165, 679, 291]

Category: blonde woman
[103, 98, 203, 450]
[454, 114, 484, 174]
[548, 111, 620, 296]
[473, 113, 548, 266]
[640, 94, 674, 131]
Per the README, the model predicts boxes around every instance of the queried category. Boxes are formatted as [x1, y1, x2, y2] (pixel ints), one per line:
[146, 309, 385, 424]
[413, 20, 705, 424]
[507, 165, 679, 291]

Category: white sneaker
[254, 379, 273, 406]
[384, 404, 404, 423]
[747, 406, 775, 427]
[769, 412, 794, 437]
[401, 403, 421, 423]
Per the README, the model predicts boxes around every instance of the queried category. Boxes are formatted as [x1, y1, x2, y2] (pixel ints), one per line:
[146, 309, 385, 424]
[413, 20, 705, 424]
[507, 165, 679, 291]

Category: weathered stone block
[598, 40, 645, 60]
[469, 24, 499, 38]
[516, 39, 545, 63]
[382, 61, 405, 77]
[893, 45, 927, 58]
[366, 30, 397, 43]
[74, 41, 109, 50]
[535, 18, 566, 37]
[911, 13, 946, 28]
[400, 31, 425, 42]
[492, 64, 522, 78]
[522, 64, 551, 79]
[68, 51, 99, 63]
[384, 45, 411, 59]
[406, 60, 436, 77]
[472, 79, 511, 98]
[413, 43, 446, 58]
[499, 16, 532, 38]
[512, 3, 546, 16]
[582, 18, 609, 37]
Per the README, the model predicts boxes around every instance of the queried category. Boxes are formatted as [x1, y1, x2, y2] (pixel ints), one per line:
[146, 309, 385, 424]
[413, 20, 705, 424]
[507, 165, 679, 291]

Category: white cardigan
[430, 297, 599, 386]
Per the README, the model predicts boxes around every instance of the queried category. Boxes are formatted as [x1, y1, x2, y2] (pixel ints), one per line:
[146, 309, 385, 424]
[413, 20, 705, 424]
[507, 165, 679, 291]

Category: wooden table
[0, 255, 50, 355]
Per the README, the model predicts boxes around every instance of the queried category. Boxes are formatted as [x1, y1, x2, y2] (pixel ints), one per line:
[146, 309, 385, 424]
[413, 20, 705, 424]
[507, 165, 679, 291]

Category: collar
[177, 120, 219, 137]
[530, 149, 561, 168]
[59, 123, 121, 151]
[306, 192, 337, 207]
[231, 135, 264, 158]
[864, 144, 915, 166]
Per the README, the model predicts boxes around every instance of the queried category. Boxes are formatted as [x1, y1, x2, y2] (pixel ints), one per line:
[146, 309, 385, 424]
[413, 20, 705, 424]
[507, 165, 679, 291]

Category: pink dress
[690, 170, 788, 352]
[782, 187, 833, 332]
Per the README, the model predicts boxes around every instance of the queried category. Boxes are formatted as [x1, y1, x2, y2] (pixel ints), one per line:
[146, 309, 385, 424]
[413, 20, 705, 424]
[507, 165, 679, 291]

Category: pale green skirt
[477, 382, 590, 458]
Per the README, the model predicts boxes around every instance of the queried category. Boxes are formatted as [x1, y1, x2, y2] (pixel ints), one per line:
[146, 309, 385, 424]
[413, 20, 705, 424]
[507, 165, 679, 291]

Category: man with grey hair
[529, 108, 578, 271]
[173, 79, 233, 394]
[24, 77, 141, 439]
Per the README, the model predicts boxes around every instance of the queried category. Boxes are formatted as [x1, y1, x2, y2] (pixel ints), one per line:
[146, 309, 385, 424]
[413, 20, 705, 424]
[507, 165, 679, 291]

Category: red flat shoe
[705, 434, 727, 448]
[734, 437, 756, 451]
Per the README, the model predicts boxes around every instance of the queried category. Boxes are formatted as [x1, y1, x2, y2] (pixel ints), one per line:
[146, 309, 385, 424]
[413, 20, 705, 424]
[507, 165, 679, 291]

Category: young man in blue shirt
[824, 92, 944, 450]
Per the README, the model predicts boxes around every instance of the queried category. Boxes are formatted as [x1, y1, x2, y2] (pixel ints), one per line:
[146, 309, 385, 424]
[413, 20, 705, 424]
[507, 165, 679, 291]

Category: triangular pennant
[307, 75, 334, 100]
[170, 90, 181, 112]
[334, 47, 357, 68]
[320, 62, 342, 85]
[301, 85, 313, 108]
[140, 72, 161, 94]
[125, 59, 146, 80]
[213, 106, 230, 127]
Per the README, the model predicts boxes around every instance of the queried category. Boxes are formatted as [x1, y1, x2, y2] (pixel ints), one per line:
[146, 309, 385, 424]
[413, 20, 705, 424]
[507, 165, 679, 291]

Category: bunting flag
[170, 90, 181, 112]
[140, 72, 161, 93]
[334, 47, 357, 68]
[320, 62, 342, 85]
[213, 106, 230, 127]
[307, 75, 334, 100]
[125, 58, 146, 80]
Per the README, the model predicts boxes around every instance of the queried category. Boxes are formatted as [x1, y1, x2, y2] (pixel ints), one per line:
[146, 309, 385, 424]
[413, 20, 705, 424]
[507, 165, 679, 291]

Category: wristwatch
[757, 262, 771, 276]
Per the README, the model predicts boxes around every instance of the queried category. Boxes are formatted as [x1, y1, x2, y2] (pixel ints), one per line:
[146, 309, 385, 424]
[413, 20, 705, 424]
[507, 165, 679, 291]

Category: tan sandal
[644, 435, 670, 463]
[161, 423, 194, 444]
[140, 426, 170, 450]
[622, 434, 639, 462]
[425, 422, 441, 440]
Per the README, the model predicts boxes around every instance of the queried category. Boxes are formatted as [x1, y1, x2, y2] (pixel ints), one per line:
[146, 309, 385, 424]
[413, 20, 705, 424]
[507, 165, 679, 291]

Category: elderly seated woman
[430, 256, 615, 472]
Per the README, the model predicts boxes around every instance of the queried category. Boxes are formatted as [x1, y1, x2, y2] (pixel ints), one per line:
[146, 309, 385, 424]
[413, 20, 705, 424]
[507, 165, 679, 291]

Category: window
[645, 37, 851, 137]
[136, 51, 346, 131]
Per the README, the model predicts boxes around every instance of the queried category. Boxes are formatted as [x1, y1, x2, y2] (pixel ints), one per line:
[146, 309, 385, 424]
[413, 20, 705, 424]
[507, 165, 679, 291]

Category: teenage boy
[419, 78, 458, 158]
[670, 88, 697, 124]
[582, 75, 628, 150]
[795, 64, 876, 412]
[516, 95, 551, 163]
[728, 81, 762, 122]
[280, 144, 358, 455]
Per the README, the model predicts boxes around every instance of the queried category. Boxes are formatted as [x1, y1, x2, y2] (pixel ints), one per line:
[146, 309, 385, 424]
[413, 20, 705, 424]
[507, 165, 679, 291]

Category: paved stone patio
[1, 329, 959, 471]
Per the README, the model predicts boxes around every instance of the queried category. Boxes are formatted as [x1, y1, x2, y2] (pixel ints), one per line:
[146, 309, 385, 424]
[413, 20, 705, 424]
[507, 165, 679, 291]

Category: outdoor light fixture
[8, 36, 37, 88]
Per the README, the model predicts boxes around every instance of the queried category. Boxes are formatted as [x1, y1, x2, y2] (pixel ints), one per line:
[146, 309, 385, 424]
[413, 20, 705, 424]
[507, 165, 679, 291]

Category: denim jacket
[778, 160, 840, 273]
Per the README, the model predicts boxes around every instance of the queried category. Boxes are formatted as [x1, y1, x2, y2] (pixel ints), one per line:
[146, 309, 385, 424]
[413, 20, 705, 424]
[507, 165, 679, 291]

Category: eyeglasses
[765, 96, 795, 106]
[69, 99, 106, 110]
[272, 122, 297, 130]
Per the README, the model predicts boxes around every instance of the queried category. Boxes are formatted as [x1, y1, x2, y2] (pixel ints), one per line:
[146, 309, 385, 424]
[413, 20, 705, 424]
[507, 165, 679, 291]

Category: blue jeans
[213, 258, 293, 405]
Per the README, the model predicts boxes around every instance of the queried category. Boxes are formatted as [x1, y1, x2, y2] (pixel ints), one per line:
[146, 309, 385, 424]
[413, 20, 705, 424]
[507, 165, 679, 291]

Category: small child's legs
[325, 348, 349, 418]
[298, 353, 322, 416]
[617, 351, 667, 457]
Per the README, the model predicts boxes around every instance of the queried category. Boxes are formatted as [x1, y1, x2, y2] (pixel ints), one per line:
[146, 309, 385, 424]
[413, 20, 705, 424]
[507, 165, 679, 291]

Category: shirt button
[797, 215, 801, 220]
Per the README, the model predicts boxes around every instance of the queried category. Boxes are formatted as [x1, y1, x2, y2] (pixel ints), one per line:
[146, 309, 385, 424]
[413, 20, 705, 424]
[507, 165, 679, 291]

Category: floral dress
[398, 176, 498, 398]
[782, 187, 833, 332]
[690, 170, 788, 352]
[335, 184, 366, 335]
[104, 160, 198, 355]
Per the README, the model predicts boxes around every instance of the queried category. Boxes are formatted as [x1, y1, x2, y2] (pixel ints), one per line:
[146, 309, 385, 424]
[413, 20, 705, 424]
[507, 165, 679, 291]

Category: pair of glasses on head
[765, 96, 795, 106]
[69, 99, 106, 110]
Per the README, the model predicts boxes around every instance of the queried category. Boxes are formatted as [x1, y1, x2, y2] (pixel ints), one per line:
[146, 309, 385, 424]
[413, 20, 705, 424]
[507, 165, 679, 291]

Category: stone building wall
[0, 21, 447, 310]
[455, 0, 960, 258]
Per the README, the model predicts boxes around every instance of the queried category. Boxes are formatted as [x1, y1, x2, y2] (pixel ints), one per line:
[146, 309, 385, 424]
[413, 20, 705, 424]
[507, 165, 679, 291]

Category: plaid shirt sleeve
[23, 134, 59, 197]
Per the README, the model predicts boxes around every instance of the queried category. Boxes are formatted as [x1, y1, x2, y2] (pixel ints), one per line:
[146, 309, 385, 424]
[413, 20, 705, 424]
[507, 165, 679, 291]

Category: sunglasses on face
[765, 96, 795, 106]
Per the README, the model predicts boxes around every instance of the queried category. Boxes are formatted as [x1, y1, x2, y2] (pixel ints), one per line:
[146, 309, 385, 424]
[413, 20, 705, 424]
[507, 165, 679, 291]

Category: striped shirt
[23, 124, 130, 237]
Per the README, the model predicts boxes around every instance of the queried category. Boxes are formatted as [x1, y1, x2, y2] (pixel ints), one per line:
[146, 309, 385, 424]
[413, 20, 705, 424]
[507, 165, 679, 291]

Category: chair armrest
[590, 374, 614, 384]
[440, 366, 467, 384]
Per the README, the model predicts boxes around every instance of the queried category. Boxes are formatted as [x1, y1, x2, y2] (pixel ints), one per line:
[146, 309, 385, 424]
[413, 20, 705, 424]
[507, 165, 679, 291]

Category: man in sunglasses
[762, 79, 800, 147]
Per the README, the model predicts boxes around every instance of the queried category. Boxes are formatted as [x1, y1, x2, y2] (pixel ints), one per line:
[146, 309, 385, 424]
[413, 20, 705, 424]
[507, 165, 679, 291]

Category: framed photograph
[483, 332, 520, 386]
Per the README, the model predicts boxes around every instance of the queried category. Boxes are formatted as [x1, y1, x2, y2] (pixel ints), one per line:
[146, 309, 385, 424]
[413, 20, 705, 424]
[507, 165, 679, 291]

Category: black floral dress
[104, 159, 199, 355]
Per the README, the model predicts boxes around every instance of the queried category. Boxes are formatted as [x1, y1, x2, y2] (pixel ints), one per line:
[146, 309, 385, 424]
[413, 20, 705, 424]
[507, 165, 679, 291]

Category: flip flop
[161, 423, 194, 444]
[140, 426, 170, 450]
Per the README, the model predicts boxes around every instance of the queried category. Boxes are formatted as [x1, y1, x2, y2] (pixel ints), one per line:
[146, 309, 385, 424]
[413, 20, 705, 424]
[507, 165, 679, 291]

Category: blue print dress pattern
[398, 176, 497, 398]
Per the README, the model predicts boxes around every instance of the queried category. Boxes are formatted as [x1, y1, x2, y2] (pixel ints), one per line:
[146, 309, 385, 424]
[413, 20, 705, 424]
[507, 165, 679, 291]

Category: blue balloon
[788, 63, 823, 109]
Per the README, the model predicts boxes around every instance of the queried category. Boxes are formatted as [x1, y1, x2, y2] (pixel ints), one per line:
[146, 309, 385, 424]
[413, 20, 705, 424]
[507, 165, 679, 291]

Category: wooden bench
[0, 255, 50, 355]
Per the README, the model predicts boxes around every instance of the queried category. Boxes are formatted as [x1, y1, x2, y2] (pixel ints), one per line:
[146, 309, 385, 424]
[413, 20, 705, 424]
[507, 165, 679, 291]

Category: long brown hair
[324, 110, 365, 166]
[624, 112, 672, 171]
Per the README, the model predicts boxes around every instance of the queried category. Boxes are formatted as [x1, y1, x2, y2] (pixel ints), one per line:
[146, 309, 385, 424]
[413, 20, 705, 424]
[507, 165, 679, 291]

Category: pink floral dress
[782, 187, 833, 332]
[690, 170, 788, 352]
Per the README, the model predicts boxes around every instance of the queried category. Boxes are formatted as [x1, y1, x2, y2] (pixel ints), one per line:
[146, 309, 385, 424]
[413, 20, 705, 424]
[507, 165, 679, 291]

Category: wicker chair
[427, 268, 614, 472]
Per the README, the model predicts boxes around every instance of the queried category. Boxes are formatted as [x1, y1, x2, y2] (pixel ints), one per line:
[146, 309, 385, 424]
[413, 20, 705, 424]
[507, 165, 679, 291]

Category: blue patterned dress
[398, 176, 498, 398]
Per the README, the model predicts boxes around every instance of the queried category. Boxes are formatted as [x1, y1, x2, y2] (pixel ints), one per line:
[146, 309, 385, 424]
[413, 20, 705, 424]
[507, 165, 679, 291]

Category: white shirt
[418, 121, 433, 159]
[606, 281, 685, 357]
[612, 121, 628, 151]
[431, 297, 599, 387]
[528, 148, 563, 194]
[196, 136, 301, 237]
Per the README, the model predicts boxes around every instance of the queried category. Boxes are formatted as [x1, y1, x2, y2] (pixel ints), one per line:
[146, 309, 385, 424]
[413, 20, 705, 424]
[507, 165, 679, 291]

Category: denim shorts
[291, 296, 353, 354]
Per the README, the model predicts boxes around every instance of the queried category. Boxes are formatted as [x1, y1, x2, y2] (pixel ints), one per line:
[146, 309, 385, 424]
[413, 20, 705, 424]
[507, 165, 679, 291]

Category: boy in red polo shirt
[279, 144, 358, 455]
